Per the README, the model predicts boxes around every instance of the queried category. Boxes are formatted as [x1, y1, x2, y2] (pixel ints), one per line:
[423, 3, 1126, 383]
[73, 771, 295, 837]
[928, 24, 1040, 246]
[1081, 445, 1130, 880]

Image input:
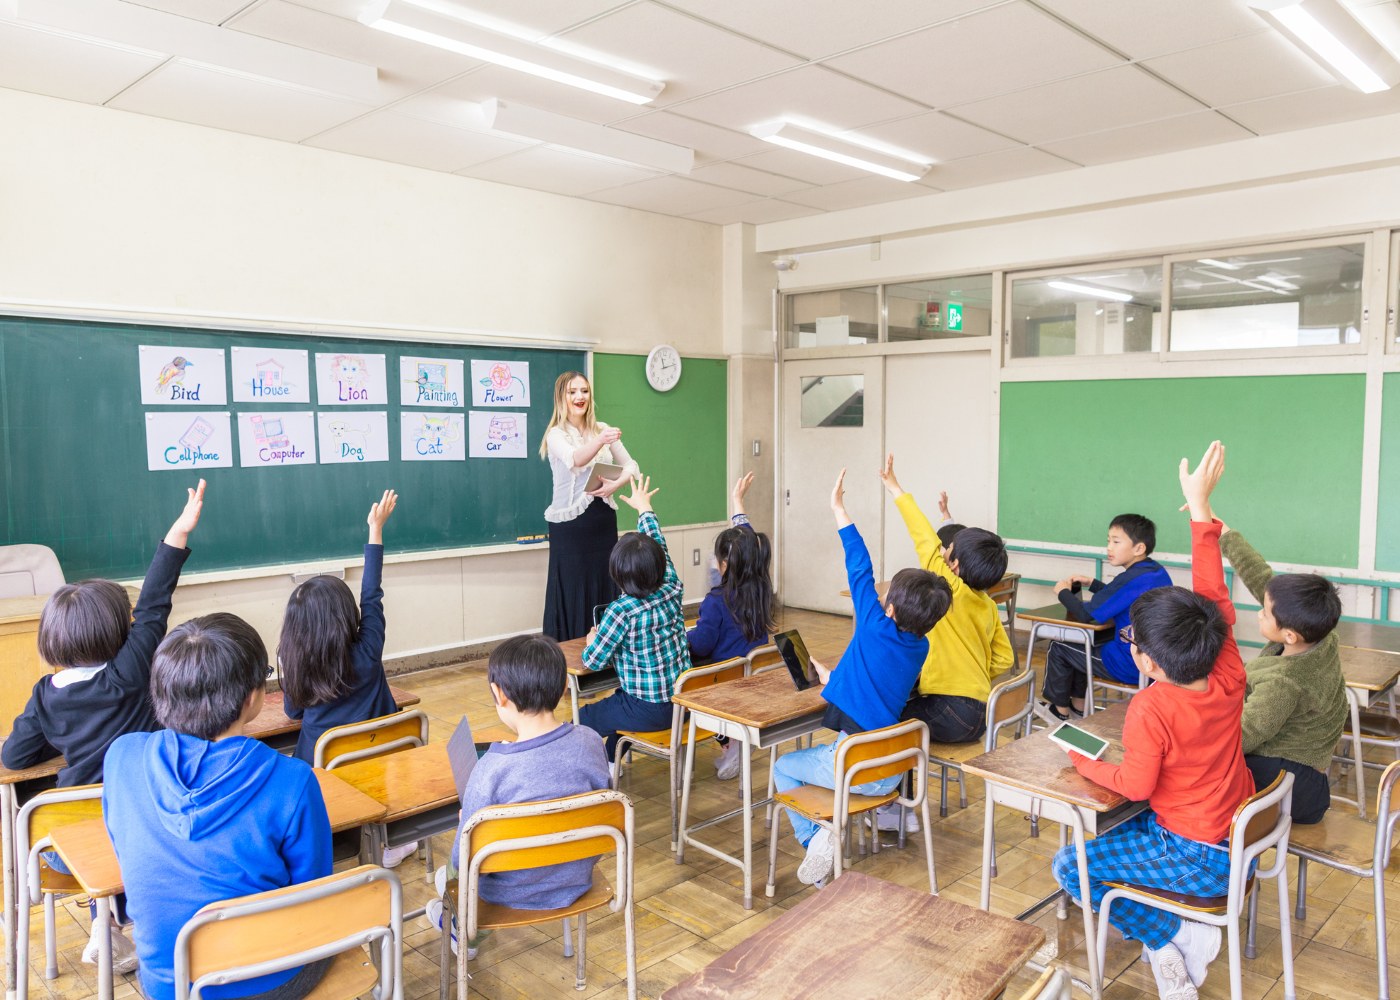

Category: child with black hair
[1052, 442, 1254, 1000]
[580, 476, 688, 758]
[1042, 512, 1173, 719]
[104, 613, 332, 1000]
[1220, 520, 1346, 823]
[772, 468, 952, 887]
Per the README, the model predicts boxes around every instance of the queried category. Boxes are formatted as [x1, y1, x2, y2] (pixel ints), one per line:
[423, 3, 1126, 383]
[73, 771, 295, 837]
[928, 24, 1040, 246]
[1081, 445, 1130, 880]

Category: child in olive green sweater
[1220, 527, 1347, 823]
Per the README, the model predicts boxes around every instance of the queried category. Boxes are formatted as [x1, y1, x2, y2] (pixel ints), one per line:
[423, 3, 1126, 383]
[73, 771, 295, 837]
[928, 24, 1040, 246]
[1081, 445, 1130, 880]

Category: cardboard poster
[318, 412, 389, 465]
[315, 351, 388, 406]
[400, 356, 465, 408]
[145, 412, 233, 471]
[471, 359, 530, 407]
[231, 346, 311, 403]
[401, 411, 465, 462]
[139, 346, 228, 405]
[468, 410, 527, 459]
[237, 411, 317, 468]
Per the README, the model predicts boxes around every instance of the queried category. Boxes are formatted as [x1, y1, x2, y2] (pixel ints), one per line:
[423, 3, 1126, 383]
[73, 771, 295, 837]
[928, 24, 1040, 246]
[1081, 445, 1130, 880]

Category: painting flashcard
[402, 411, 466, 461]
[139, 346, 228, 405]
[318, 411, 389, 464]
[237, 412, 317, 468]
[400, 356, 465, 408]
[471, 359, 530, 407]
[468, 410, 527, 458]
[146, 412, 234, 471]
[231, 346, 311, 403]
[315, 351, 388, 405]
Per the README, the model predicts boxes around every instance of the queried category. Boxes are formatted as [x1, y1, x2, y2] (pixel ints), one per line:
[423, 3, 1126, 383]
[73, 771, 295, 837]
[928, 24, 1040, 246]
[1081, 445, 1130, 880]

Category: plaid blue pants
[1052, 811, 1233, 950]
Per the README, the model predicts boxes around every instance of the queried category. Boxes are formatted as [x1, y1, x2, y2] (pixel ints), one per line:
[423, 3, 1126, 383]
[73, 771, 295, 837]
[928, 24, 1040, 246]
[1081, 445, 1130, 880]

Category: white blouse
[543, 422, 639, 523]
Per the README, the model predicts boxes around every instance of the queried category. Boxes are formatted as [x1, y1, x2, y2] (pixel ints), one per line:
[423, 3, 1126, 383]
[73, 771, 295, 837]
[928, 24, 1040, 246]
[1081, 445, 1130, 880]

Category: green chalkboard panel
[0, 316, 585, 579]
[591, 354, 727, 530]
[1377, 373, 1400, 572]
[998, 375, 1364, 567]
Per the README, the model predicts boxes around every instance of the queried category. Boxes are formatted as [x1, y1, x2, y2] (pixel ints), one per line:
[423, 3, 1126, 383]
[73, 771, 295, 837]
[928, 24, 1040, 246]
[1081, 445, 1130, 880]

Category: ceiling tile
[1038, 111, 1253, 166]
[783, 175, 931, 212]
[724, 146, 872, 185]
[608, 111, 768, 163]
[672, 64, 927, 132]
[951, 64, 1204, 145]
[1143, 30, 1335, 107]
[306, 108, 534, 171]
[858, 110, 1020, 162]
[916, 145, 1078, 189]
[1220, 83, 1400, 134]
[0, 21, 166, 104]
[107, 58, 373, 141]
[686, 161, 811, 196]
[588, 175, 755, 215]
[685, 198, 819, 225]
[124, 0, 253, 23]
[284, 0, 628, 36]
[824, 2, 1122, 109]
[659, 0, 1001, 60]
[555, 2, 801, 108]
[458, 145, 662, 196]
[1033, 0, 1267, 60]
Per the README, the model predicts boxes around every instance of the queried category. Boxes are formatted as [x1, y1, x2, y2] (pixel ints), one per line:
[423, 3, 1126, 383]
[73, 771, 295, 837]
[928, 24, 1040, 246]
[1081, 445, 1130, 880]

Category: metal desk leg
[675, 717, 699, 866]
[1069, 810, 1101, 1000]
[1081, 633, 1095, 715]
[740, 736, 753, 910]
[979, 794, 996, 910]
[93, 898, 112, 1000]
[568, 676, 581, 725]
[3, 785, 16, 1000]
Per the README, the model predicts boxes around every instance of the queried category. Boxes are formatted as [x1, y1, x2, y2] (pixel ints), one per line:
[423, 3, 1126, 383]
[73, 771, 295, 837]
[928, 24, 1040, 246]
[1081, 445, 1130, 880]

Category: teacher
[540, 370, 639, 641]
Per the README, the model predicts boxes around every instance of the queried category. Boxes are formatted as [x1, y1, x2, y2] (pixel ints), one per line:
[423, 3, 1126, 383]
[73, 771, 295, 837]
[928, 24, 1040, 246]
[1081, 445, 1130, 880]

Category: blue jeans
[41, 851, 128, 925]
[903, 694, 985, 743]
[771, 738, 903, 848]
[578, 689, 673, 760]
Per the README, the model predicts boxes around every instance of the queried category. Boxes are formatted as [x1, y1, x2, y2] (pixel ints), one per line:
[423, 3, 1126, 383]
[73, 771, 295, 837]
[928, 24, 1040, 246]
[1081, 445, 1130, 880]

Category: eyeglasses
[1118, 625, 1136, 647]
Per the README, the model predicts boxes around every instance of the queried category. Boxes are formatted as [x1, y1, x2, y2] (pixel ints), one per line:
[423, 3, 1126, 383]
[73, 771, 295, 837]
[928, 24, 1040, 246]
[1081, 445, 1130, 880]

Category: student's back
[689, 524, 773, 665]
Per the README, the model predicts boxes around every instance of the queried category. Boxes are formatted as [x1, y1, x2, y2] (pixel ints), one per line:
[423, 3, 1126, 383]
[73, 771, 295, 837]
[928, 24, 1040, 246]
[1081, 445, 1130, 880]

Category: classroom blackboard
[0, 316, 586, 579]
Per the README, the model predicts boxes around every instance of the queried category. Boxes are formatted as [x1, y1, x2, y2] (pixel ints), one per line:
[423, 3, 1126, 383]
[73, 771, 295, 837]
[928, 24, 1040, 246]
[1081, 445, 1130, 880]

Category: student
[580, 476, 689, 759]
[689, 473, 775, 781]
[878, 455, 1013, 754]
[704, 471, 767, 589]
[104, 614, 332, 1000]
[1220, 519, 1346, 823]
[1053, 442, 1253, 1000]
[772, 468, 950, 886]
[426, 634, 611, 956]
[4, 479, 206, 971]
[1042, 513, 1172, 719]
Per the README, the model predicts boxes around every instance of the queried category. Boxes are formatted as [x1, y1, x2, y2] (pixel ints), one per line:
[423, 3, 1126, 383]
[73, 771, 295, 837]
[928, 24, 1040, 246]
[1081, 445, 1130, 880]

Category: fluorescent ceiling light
[359, 0, 664, 105]
[1047, 280, 1134, 302]
[1196, 258, 1241, 270]
[1248, 0, 1400, 93]
[749, 121, 931, 182]
[1254, 274, 1300, 290]
[480, 99, 693, 173]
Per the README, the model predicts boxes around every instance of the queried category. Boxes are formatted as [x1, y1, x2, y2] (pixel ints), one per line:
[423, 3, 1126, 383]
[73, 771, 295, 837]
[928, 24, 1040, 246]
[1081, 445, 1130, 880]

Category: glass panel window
[885, 274, 992, 341]
[1009, 264, 1162, 359]
[786, 287, 879, 348]
[799, 375, 864, 427]
[1170, 244, 1364, 352]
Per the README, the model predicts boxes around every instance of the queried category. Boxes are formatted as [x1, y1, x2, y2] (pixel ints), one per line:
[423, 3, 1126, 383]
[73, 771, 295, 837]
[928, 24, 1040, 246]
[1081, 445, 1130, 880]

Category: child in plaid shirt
[580, 476, 689, 758]
[1053, 442, 1254, 1000]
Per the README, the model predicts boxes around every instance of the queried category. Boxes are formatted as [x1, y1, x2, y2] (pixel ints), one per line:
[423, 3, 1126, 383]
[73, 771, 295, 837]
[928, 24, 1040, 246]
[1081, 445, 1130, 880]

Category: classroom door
[780, 357, 885, 614]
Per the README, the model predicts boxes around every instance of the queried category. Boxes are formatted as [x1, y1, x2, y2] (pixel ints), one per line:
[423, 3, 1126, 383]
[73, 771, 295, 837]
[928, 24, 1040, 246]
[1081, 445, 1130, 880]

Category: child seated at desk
[105, 613, 332, 1000]
[4, 479, 207, 972]
[1042, 512, 1172, 719]
[427, 634, 610, 956]
[580, 476, 689, 759]
[1053, 442, 1253, 1000]
[773, 468, 950, 887]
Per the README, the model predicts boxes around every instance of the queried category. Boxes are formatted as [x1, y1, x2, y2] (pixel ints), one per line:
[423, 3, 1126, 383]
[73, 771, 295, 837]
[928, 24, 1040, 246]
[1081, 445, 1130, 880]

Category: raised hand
[831, 468, 852, 529]
[1179, 441, 1225, 522]
[164, 479, 206, 548]
[938, 490, 952, 520]
[618, 475, 659, 514]
[732, 471, 754, 511]
[877, 453, 905, 498]
[367, 489, 398, 544]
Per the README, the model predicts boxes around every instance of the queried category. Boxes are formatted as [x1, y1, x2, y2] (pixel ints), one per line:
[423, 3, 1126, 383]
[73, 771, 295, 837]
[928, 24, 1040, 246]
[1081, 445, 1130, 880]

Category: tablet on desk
[584, 462, 626, 494]
[1048, 722, 1109, 761]
[773, 629, 818, 691]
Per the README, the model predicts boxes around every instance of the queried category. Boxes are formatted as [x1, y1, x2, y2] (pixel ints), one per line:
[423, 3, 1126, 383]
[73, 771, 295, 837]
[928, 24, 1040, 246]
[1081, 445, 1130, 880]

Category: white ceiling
[5, 0, 1400, 225]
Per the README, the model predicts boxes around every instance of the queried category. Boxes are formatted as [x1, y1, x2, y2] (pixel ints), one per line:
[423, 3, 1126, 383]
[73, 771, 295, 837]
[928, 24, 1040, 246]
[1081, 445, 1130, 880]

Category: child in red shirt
[1052, 441, 1254, 1000]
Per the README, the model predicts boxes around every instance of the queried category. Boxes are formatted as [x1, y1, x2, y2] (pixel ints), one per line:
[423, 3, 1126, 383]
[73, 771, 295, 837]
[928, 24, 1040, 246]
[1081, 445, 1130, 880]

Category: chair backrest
[674, 657, 746, 697]
[17, 785, 103, 893]
[1227, 771, 1293, 892]
[985, 572, 1020, 630]
[314, 709, 429, 769]
[0, 544, 65, 599]
[174, 865, 400, 1000]
[1369, 759, 1400, 867]
[465, 789, 632, 874]
[986, 668, 1035, 750]
[834, 720, 928, 788]
[746, 644, 782, 675]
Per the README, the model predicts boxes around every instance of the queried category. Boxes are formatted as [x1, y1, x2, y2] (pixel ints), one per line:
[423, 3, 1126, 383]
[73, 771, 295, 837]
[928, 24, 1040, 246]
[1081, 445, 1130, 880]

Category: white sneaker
[796, 828, 835, 886]
[714, 740, 742, 781]
[82, 924, 139, 975]
[424, 899, 477, 960]
[381, 840, 419, 869]
[1146, 943, 1198, 1000]
[1171, 920, 1222, 988]
[874, 803, 920, 833]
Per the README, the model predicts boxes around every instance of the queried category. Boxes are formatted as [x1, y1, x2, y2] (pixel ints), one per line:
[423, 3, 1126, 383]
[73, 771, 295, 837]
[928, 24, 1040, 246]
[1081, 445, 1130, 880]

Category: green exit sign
[946, 302, 964, 332]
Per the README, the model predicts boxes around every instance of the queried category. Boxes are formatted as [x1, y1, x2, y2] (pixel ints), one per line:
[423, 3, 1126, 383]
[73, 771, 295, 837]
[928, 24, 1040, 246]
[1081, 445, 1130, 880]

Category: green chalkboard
[1377, 373, 1400, 572]
[0, 316, 586, 579]
[998, 375, 1364, 567]
[591, 353, 727, 530]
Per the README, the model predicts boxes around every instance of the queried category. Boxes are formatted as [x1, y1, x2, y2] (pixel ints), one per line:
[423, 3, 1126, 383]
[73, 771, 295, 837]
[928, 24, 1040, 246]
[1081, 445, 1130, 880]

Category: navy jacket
[1058, 559, 1173, 683]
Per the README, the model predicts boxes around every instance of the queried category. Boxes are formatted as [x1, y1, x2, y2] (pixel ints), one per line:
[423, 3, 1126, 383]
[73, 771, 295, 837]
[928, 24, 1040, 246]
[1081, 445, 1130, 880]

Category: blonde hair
[539, 370, 599, 459]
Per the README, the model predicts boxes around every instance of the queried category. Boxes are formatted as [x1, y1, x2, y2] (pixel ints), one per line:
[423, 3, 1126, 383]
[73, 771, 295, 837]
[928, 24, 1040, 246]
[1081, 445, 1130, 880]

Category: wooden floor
[26, 607, 1397, 1000]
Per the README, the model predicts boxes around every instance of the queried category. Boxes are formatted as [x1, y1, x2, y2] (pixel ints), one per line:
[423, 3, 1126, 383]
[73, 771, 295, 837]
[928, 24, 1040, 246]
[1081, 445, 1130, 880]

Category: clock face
[646, 346, 682, 392]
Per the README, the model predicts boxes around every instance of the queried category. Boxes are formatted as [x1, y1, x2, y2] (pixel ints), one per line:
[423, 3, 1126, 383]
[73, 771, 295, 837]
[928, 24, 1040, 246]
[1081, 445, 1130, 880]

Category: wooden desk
[1340, 646, 1400, 694]
[560, 635, 620, 724]
[674, 671, 830, 910]
[663, 871, 1044, 1000]
[1020, 604, 1118, 715]
[1336, 619, 1400, 655]
[1333, 647, 1400, 820]
[963, 701, 1141, 1000]
[331, 741, 458, 860]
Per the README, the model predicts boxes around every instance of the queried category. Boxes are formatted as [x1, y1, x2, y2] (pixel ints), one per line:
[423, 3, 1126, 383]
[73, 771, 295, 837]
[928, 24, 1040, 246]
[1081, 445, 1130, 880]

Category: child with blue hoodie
[104, 614, 332, 1000]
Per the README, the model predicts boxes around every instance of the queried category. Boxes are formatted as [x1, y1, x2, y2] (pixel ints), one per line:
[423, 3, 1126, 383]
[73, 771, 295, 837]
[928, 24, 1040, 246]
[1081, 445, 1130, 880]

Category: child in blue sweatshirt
[104, 614, 332, 1000]
[772, 468, 951, 886]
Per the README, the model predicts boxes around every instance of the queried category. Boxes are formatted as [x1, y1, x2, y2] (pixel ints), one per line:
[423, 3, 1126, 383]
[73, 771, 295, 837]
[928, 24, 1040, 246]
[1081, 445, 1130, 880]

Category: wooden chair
[927, 667, 1036, 818]
[440, 790, 636, 1000]
[15, 785, 104, 1000]
[745, 644, 781, 674]
[986, 572, 1022, 671]
[1015, 965, 1071, 1000]
[765, 719, 936, 896]
[611, 657, 745, 850]
[1094, 772, 1296, 1000]
[1289, 759, 1400, 1000]
[173, 864, 401, 1000]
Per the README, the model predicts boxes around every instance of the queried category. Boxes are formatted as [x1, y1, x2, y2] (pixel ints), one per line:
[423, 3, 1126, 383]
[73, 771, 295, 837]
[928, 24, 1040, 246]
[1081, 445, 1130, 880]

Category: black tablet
[773, 629, 818, 691]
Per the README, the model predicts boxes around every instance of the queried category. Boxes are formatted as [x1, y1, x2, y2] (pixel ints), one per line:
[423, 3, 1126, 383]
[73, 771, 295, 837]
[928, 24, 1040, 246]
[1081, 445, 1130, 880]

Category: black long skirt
[543, 499, 620, 641]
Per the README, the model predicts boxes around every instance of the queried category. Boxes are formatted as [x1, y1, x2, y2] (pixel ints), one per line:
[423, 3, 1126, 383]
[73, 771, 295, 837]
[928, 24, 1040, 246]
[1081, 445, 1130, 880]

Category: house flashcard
[400, 356, 465, 408]
[318, 412, 389, 465]
[402, 411, 465, 462]
[231, 347, 310, 403]
[139, 346, 228, 405]
[315, 351, 388, 406]
[470, 359, 530, 407]
[468, 410, 527, 459]
[145, 412, 234, 471]
[237, 412, 317, 468]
